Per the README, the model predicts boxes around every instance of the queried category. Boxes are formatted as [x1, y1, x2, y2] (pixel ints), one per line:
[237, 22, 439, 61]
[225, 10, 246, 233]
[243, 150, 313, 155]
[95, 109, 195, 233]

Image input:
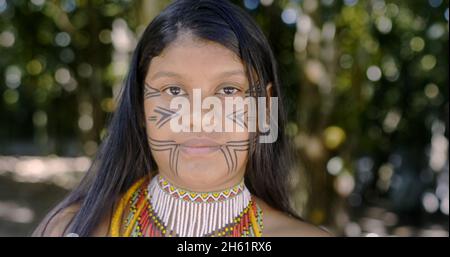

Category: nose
[188, 88, 223, 133]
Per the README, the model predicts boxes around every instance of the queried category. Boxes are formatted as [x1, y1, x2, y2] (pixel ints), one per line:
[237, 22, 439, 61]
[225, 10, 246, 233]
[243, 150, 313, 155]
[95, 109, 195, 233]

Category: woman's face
[144, 33, 250, 191]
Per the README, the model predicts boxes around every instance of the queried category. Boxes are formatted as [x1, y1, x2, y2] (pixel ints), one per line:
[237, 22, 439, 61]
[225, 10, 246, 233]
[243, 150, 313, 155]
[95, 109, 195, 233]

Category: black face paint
[144, 83, 161, 99]
[148, 136, 180, 175]
[219, 140, 250, 174]
[153, 106, 179, 128]
[226, 109, 248, 129]
[149, 136, 252, 175]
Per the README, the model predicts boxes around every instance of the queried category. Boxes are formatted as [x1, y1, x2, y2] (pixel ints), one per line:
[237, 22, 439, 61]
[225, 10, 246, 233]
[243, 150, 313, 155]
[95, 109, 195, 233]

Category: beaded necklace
[110, 175, 263, 237]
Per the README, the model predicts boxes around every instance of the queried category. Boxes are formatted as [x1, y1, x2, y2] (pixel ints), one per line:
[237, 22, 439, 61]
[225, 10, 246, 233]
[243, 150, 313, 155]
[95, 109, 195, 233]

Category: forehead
[146, 34, 246, 81]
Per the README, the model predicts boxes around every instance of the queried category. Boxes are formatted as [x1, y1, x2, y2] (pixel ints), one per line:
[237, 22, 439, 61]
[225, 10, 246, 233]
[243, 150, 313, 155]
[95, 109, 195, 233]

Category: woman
[33, 0, 331, 237]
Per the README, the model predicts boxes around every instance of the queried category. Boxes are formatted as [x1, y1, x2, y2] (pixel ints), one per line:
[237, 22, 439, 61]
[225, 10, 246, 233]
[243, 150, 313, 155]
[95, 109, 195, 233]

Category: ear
[265, 82, 274, 112]
[264, 83, 274, 129]
[266, 83, 273, 98]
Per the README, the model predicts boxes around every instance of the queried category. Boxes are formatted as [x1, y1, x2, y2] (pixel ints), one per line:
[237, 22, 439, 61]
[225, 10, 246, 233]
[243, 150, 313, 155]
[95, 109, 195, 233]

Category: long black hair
[35, 0, 301, 236]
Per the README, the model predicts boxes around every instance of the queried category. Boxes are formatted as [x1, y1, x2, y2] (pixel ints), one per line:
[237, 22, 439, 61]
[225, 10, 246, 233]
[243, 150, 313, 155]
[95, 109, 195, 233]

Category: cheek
[143, 101, 156, 123]
[144, 102, 156, 136]
[150, 150, 170, 167]
[144, 100, 171, 136]
[145, 95, 186, 136]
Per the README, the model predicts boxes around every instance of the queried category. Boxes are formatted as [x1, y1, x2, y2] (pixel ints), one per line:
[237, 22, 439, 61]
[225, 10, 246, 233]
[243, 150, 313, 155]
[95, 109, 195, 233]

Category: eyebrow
[217, 70, 246, 79]
[149, 69, 246, 81]
[149, 71, 182, 81]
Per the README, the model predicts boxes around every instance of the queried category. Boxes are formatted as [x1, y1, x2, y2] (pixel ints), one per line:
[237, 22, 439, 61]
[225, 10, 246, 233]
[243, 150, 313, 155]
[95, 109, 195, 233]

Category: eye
[217, 86, 241, 96]
[164, 86, 187, 96]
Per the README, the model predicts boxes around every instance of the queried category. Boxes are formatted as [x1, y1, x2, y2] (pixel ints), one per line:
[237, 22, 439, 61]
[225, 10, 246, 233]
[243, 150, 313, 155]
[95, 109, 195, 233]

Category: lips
[180, 138, 221, 155]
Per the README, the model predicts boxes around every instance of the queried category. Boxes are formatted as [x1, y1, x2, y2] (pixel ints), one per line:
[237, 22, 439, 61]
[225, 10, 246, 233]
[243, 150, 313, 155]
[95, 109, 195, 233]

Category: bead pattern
[110, 175, 263, 237]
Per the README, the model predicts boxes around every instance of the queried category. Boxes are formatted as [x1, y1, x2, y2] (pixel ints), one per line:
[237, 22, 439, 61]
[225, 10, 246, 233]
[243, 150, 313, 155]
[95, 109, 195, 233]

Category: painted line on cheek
[220, 140, 250, 174]
[154, 106, 179, 128]
[144, 83, 162, 99]
[148, 136, 180, 175]
[219, 147, 232, 174]
[226, 109, 248, 129]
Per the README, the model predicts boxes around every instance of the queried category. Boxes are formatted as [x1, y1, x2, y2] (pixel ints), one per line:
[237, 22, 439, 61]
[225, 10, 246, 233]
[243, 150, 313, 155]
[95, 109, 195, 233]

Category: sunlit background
[0, 0, 448, 236]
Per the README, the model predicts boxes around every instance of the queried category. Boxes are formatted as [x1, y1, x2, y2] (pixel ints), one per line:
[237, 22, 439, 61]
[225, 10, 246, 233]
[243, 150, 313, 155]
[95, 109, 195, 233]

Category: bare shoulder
[33, 202, 112, 237]
[254, 197, 333, 237]
[32, 203, 81, 237]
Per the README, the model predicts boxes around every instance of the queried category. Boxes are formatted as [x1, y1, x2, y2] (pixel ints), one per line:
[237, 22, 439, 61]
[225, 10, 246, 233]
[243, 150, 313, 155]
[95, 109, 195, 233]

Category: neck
[157, 169, 246, 192]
